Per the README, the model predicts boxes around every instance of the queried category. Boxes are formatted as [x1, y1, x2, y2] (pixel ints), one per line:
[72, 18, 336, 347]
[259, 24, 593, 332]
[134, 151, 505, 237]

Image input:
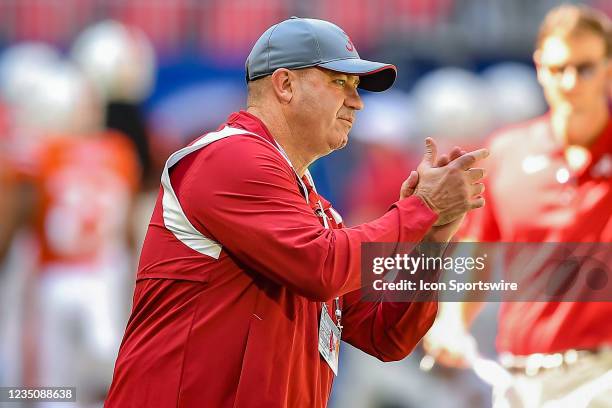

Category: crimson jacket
[105, 111, 438, 408]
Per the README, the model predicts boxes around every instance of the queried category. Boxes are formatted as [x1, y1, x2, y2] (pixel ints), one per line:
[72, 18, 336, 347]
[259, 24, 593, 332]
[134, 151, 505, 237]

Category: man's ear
[270, 68, 294, 104]
[533, 49, 545, 86]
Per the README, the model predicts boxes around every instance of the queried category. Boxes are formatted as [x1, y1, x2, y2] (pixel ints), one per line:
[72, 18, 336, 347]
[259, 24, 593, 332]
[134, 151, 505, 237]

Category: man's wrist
[415, 239, 450, 259]
[423, 226, 450, 243]
[414, 192, 438, 214]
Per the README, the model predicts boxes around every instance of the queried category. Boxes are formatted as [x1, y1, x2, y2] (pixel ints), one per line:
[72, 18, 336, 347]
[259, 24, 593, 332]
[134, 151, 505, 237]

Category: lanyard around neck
[272, 140, 341, 330]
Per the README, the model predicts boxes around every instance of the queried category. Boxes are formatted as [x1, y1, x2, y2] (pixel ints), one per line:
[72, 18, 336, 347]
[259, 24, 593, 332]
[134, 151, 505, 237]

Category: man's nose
[345, 87, 364, 111]
[560, 67, 578, 91]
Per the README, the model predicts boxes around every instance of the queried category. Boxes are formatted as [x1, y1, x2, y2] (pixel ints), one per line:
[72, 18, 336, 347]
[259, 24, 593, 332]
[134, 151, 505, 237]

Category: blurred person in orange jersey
[0, 59, 140, 407]
[0, 41, 65, 390]
[424, 5, 612, 407]
[71, 20, 156, 190]
[71, 20, 160, 261]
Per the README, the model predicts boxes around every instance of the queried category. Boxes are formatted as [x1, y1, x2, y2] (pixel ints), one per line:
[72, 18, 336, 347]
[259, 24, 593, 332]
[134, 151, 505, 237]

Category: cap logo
[343, 32, 355, 52]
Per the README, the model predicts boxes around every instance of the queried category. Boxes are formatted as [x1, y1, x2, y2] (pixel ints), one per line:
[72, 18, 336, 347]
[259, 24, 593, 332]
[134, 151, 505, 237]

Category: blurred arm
[422, 182, 501, 368]
[0, 176, 36, 262]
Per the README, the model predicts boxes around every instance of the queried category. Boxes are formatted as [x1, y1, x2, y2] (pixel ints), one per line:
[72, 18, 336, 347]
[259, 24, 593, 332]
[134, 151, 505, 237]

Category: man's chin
[335, 135, 349, 150]
[327, 129, 350, 151]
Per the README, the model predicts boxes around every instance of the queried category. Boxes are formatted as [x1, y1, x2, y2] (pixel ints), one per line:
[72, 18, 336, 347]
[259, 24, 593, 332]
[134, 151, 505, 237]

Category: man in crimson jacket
[105, 17, 488, 408]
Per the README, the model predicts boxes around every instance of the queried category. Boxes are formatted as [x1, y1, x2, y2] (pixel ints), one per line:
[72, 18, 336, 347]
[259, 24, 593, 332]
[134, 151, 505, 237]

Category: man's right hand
[415, 138, 488, 226]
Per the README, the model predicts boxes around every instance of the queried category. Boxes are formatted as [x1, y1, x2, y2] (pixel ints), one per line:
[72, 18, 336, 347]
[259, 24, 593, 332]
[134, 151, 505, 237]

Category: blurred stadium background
[0, 0, 604, 407]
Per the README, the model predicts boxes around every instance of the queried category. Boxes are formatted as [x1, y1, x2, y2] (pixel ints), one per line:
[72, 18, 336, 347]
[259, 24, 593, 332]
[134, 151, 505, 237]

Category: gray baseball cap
[246, 17, 396, 92]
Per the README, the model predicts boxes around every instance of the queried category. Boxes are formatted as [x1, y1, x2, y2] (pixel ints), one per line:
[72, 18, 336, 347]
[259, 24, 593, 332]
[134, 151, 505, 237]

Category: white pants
[35, 254, 131, 408]
[0, 233, 36, 387]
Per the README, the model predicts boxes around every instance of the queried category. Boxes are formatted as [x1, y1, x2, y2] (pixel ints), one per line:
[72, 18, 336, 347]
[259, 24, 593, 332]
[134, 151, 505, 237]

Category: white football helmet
[482, 62, 546, 126]
[71, 20, 156, 103]
[33, 62, 103, 134]
[351, 89, 419, 150]
[412, 67, 494, 146]
[0, 42, 61, 112]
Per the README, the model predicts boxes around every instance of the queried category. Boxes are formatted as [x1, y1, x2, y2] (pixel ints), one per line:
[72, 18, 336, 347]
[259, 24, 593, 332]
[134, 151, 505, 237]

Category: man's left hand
[400, 145, 470, 242]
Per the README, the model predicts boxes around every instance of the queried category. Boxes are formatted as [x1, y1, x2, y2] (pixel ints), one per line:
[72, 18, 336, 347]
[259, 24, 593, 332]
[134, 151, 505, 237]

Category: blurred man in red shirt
[425, 5, 612, 407]
[106, 17, 488, 408]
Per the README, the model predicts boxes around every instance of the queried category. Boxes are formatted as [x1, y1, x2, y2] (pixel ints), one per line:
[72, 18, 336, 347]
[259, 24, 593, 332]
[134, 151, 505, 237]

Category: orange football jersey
[28, 132, 140, 266]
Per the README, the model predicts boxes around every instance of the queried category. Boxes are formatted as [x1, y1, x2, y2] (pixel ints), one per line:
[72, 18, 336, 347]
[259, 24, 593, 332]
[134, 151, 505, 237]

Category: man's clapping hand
[405, 137, 488, 226]
[399, 138, 488, 241]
